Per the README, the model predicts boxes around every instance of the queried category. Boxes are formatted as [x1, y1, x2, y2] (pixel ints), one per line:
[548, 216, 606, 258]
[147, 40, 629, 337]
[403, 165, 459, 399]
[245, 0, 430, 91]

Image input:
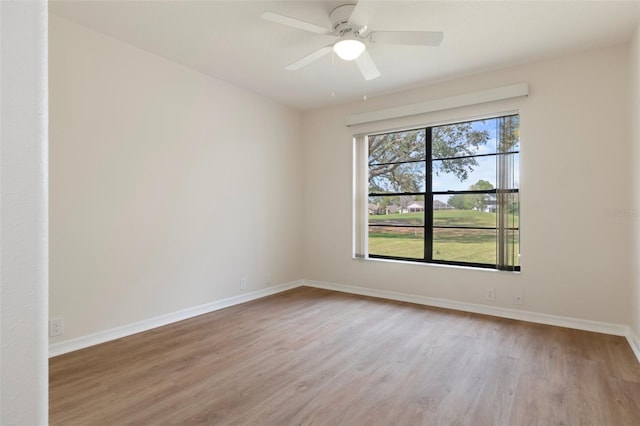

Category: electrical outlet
[486, 288, 495, 301]
[512, 290, 524, 305]
[49, 318, 64, 337]
[240, 278, 247, 291]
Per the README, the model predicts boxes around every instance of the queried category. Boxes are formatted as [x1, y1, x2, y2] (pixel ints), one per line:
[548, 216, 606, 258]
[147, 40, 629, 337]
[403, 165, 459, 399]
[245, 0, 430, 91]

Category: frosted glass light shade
[333, 39, 365, 61]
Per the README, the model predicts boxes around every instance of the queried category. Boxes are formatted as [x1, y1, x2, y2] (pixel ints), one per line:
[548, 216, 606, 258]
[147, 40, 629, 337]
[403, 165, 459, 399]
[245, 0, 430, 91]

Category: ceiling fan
[261, 2, 443, 81]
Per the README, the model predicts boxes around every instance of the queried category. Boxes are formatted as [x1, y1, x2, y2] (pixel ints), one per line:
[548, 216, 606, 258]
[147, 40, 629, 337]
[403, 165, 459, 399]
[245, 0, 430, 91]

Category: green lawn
[368, 209, 519, 265]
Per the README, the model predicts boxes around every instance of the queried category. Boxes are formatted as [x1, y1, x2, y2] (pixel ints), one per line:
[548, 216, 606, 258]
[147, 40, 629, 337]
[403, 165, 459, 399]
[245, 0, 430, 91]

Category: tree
[432, 123, 490, 181]
[447, 180, 495, 211]
[468, 180, 495, 211]
[447, 193, 472, 210]
[378, 196, 394, 212]
[368, 124, 490, 193]
[498, 115, 519, 153]
[368, 130, 426, 193]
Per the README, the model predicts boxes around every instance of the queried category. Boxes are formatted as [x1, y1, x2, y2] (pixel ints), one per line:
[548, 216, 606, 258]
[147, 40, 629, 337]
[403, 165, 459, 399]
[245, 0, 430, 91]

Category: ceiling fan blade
[348, 0, 380, 29]
[369, 31, 444, 46]
[285, 46, 333, 71]
[261, 12, 330, 35]
[354, 50, 381, 81]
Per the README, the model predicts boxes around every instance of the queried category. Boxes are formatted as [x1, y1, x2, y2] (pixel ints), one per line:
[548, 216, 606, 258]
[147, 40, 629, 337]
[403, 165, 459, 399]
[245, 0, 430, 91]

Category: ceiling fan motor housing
[330, 4, 365, 36]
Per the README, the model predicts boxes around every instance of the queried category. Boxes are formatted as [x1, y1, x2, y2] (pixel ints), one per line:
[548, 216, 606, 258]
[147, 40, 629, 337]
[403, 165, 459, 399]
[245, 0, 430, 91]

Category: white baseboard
[48, 280, 303, 358]
[627, 329, 640, 364]
[303, 279, 631, 338]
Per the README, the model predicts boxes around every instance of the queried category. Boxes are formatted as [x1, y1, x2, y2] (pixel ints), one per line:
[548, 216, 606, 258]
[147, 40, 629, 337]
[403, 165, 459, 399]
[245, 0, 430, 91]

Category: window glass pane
[433, 200, 496, 228]
[433, 155, 496, 192]
[369, 129, 426, 165]
[433, 228, 496, 265]
[432, 116, 520, 160]
[369, 161, 425, 193]
[368, 196, 424, 225]
[432, 119, 493, 159]
[368, 227, 424, 259]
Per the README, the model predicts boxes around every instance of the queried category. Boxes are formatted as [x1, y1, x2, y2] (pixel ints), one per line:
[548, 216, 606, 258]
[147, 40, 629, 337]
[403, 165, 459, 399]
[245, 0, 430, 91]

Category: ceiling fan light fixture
[333, 38, 365, 61]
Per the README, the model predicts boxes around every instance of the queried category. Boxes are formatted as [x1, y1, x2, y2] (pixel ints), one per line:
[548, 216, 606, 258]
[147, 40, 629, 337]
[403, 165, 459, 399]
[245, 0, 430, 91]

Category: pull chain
[331, 52, 336, 98]
[363, 75, 367, 101]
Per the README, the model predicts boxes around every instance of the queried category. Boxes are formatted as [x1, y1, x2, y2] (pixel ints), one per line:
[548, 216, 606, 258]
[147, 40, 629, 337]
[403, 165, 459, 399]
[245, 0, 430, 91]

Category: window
[357, 114, 520, 271]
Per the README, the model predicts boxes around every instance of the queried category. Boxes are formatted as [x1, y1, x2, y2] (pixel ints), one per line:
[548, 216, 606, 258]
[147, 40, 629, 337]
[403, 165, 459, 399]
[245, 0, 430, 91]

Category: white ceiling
[50, 0, 640, 111]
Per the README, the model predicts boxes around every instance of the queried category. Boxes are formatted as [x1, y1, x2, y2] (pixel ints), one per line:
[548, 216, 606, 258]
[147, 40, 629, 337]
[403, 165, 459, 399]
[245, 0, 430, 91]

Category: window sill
[353, 255, 521, 274]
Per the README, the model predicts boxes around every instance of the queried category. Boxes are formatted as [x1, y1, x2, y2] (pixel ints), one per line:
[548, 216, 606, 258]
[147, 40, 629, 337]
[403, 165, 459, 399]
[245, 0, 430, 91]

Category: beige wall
[302, 45, 633, 325]
[49, 16, 303, 342]
[632, 21, 640, 340]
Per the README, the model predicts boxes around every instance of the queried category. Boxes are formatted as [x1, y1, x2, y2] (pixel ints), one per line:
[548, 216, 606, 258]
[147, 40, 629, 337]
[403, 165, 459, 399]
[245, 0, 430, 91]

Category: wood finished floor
[50, 287, 640, 425]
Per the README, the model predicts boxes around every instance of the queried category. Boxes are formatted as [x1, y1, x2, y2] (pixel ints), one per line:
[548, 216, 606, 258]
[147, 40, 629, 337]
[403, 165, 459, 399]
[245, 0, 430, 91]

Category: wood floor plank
[50, 287, 640, 425]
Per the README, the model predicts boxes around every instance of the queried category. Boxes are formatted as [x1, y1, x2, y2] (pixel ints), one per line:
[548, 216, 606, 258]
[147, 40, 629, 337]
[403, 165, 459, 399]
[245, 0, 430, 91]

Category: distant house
[408, 201, 425, 212]
[368, 203, 381, 215]
[483, 199, 497, 213]
[384, 200, 454, 214]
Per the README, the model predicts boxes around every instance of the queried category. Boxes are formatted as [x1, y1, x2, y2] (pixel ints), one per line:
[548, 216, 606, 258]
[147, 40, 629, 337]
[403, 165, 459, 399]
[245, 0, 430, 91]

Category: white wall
[49, 16, 303, 343]
[631, 22, 640, 342]
[0, 1, 49, 424]
[302, 45, 633, 326]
